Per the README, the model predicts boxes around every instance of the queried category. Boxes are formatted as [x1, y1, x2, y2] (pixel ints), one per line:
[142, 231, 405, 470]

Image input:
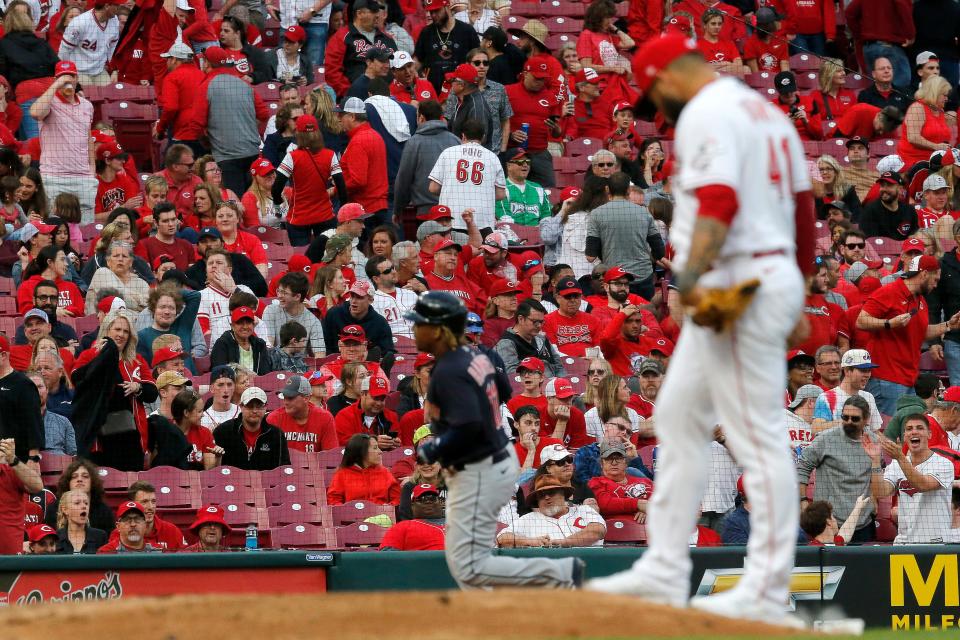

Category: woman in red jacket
[897, 76, 953, 169]
[327, 433, 401, 505]
[810, 57, 856, 122]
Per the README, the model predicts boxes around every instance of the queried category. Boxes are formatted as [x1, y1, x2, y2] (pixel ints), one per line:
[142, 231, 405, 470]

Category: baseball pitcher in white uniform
[588, 35, 817, 629]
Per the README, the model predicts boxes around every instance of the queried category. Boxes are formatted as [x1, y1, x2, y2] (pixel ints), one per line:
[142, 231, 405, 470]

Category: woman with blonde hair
[583, 374, 641, 441]
[183, 182, 222, 231]
[308, 264, 346, 319]
[898, 75, 953, 167]
[72, 309, 158, 470]
[814, 155, 860, 221]
[242, 157, 283, 228]
[55, 489, 107, 554]
[306, 87, 348, 155]
[215, 201, 269, 278]
[914, 227, 945, 258]
[574, 358, 612, 412]
[811, 57, 855, 121]
[85, 241, 150, 314]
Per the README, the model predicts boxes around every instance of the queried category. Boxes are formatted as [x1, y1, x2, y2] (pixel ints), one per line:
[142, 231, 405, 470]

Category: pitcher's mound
[0, 589, 804, 639]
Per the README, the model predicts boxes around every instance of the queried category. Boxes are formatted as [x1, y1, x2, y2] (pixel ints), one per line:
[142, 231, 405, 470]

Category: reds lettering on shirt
[555, 324, 592, 346]
[100, 187, 127, 212]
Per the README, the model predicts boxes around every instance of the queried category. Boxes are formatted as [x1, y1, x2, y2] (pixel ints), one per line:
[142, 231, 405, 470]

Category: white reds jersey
[198, 285, 233, 346]
[59, 10, 120, 75]
[670, 77, 810, 271]
[428, 141, 505, 230]
[498, 505, 605, 546]
[883, 453, 953, 543]
[372, 288, 417, 338]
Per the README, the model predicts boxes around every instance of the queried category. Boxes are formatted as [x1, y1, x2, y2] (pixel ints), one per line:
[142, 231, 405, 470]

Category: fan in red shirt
[835, 103, 902, 141]
[464, 230, 522, 293]
[770, 71, 824, 141]
[810, 59, 857, 121]
[916, 174, 956, 229]
[423, 238, 486, 314]
[543, 277, 602, 357]
[801, 497, 872, 546]
[17, 244, 86, 316]
[183, 504, 231, 552]
[795, 263, 851, 355]
[588, 267, 665, 338]
[338, 97, 389, 218]
[672, 0, 746, 42]
[389, 51, 437, 105]
[107, 484, 186, 551]
[599, 304, 664, 377]
[0, 438, 39, 555]
[157, 144, 205, 221]
[512, 404, 564, 471]
[334, 376, 401, 449]
[214, 201, 268, 278]
[505, 60, 562, 185]
[587, 440, 654, 519]
[696, 8, 745, 74]
[857, 255, 960, 413]
[267, 374, 339, 452]
[154, 41, 205, 145]
[564, 67, 614, 141]
[95, 142, 142, 220]
[784, 0, 836, 45]
[379, 484, 446, 551]
[149, 0, 217, 90]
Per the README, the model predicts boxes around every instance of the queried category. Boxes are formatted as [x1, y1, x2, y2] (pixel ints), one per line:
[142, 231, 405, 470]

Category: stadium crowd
[2, 0, 960, 553]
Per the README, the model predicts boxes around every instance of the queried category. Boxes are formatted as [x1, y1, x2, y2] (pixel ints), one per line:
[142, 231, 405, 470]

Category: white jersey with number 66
[428, 141, 506, 230]
[670, 77, 811, 272]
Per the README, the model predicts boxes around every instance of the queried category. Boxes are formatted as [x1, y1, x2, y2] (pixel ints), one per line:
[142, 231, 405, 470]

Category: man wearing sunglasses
[498, 473, 606, 548]
[543, 278, 602, 357]
[494, 299, 566, 377]
[495, 148, 551, 227]
[798, 395, 878, 544]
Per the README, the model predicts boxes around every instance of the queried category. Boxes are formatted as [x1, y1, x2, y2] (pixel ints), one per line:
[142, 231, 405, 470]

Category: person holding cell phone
[333, 375, 401, 450]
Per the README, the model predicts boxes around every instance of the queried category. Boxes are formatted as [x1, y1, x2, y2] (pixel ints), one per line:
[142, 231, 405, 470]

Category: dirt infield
[0, 589, 804, 639]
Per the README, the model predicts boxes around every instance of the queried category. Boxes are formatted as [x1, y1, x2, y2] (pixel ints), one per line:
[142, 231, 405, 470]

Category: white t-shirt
[428, 141, 505, 230]
[701, 441, 740, 513]
[200, 404, 241, 431]
[583, 407, 641, 442]
[372, 288, 417, 338]
[198, 285, 233, 346]
[812, 386, 882, 433]
[883, 452, 954, 543]
[671, 77, 809, 271]
[785, 410, 814, 454]
[498, 505, 605, 546]
[59, 10, 120, 75]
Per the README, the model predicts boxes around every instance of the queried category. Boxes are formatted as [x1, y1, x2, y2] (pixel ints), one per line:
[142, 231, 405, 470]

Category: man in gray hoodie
[393, 99, 460, 224]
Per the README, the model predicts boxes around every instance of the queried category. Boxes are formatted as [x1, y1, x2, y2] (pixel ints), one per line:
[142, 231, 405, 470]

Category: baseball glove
[688, 279, 761, 332]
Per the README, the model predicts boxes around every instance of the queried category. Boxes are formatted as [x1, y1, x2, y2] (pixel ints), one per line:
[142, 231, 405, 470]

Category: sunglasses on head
[524, 258, 541, 269]
[845, 242, 866, 249]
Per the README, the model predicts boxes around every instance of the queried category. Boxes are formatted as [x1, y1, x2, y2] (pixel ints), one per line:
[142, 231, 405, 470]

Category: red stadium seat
[103, 82, 156, 103]
[844, 73, 871, 91]
[0, 278, 14, 295]
[875, 518, 897, 543]
[542, 0, 585, 17]
[275, 523, 336, 549]
[201, 484, 265, 508]
[256, 370, 292, 393]
[261, 465, 324, 488]
[919, 349, 947, 373]
[501, 15, 527, 32]
[329, 500, 396, 525]
[554, 156, 589, 173]
[193, 355, 211, 375]
[40, 453, 73, 486]
[744, 71, 775, 90]
[869, 138, 898, 158]
[795, 72, 820, 91]
[316, 449, 345, 470]
[638, 445, 656, 470]
[383, 391, 402, 413]
[789, 53, 820, 71]
[218, 503, 269, 528]
[510, 224, 542, 245]
[820, 138, 848, 158]
[267, 502, 331, 527]
[246, 225, 290, 244]
[97, 467, 136, 493]
[543, 16, 582, 33]
[254, 81, 283, 102]
[335, 521, 388, 548]
[153, 484, 201, 509]
[261, 18, 282, 47]
[264, 481, 326, 506]
[380, 447, 415, 469]
[199, 466, 261, 489]
[0, 297, 17, 316]
[0, 317, 15, 341]
[288, 449, 318, 469]
[603, 517, 647, 544]
[511, 0, 541, 17]
[392, 335, 418, 353]
[75, 315, 101, 338]
[139, 466, 197, 488]
[565, 137, 604, 157]
[546, 33, 574, 50]
[224, 527, 274, 549]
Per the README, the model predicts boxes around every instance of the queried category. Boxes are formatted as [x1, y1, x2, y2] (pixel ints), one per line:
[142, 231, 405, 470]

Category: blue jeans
[791, 33, 827, 58]
[302, 22, 328, 69]
[866, 377, 911, 416]
[944, 339, 960, 386]
[862, 42, 912, 91]
[287, 218, 336, 246]
[19, 98, 38, 139]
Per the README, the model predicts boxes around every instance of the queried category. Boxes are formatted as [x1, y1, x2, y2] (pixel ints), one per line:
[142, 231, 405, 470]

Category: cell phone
[387, 431, 399, 439]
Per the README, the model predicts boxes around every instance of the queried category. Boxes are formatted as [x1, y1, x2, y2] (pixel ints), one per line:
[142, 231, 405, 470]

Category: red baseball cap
[433, 237, 462, 253]
[338, 202, 371, 223]
[544, 377, 575, 399]
[661, 158, 674, 178]
[116, 501, 146, 520]
[231, 306, 256, 323]
[901, 237, 924, 254]
[0, 124, 19, 152]
[339, 324, 367, 343]
[418, 204, 453, 221]
[288, 254, 312, 274]
[863, 258, 885, 270]
[632, 33, 698, 95]
[203, 46, 230, 67]
[663, 14, 693, 35]
[28, 524, 57, 543]
[905, 254, 940, 274]
[942, 386, 960, 403]
[97, 295, 126, 314]
[560, 186, 581, 201]
[96, 141, 126, 161]
[489, 278, 521, 297]
[412, 483, 440, 499]
[284, 25, 306, 42]
[518, 250, 543, 273]
[518, 356, 545, 373]
[423, 0, 448, 8]
[362, 375, 389, 398]
[650, 338, 674, 357]
[736, 475, 746, 497]
[151, 346, 184, 369]
[414, 352, 435, 368]
[574, 68, 600, 85]
[250, 157, 275, 177]
[295, 114, 319, 133]
[612, 101, 634, 117]
[34, 222, 56, 235]
[604, 266, 635, 283]
[152, 254, 174, 271]
[524, 60, 551, 79]
[787, 349, 815, 366]
[605, 130, 631, 146]
[345, 280, 373, 299]
[446, 63, 479, 84]
[188, 504, 231, 533]
[55, 60, 78, 78]
[307, 370, 334, 386]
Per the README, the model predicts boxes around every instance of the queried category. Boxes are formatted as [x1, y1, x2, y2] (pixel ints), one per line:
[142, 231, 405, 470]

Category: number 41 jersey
[428, 141, 506, 231]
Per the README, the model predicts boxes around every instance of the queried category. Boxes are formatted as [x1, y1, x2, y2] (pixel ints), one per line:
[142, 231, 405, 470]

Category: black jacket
[858, 199, 918, 240]
[929, 249, 960, 343]
[856, 84, 911, 113]
[210, 329, 273, 374]
[56, 526, 108, 554]
[450, 91, 494, 151]
[323, 302, 395, 357]
[46, 498, 115, 533]
[185, 253, 267, 297]
[0, 32, 58, 90]
[395, 375, 421, 418]
[147, 414, 192, 470]
[486, 43, 525, 86]
[815, 185, 862, 223]
[213, 417, 290, 470]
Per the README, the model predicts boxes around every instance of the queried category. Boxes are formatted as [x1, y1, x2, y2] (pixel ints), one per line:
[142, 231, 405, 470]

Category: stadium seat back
[335, 521, 387, 548]
[603, 517, 647, 544]
[329, 501, 396, 526]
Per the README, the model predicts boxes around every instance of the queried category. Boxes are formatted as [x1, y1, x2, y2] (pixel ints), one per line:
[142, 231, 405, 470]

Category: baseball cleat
[585, 570, 687, 608]
[690, 592, 807, 629]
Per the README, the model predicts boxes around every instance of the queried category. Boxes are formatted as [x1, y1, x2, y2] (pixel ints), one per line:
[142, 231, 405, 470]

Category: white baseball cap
[240, 386, 268, 405]
[876, 154, 905, 174]
[335, 96, 367, 114]
[923, 174, 949, 192]
[174, 0, 195, 11]
[538, 443, 572, 465]
[916, 51, 938, 66]
[160, 41, 194, 59]
[841, 349, 879, 370]
[390, 50, 414, 69]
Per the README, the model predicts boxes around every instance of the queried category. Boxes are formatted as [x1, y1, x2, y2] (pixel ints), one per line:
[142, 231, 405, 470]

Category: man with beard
[98, 501, 158, 553]
[497, 474, 606, 547]
[588, 266, 663, 338]
[794, 261, 850, 355]
[379, 483, 446, 551]
[506, 20, 563, 99]
[798, 396, 878, 544]
[184, 505, 232, 552]
[858, 255, 960, 414]
[106, 481, 186, 551]
[13, 280, 78, 348]
[859, 171, 918, 240]
[465, 231, 520, 293]
[598, 303, 661, 377]
[414, 0, 479, 94]
[812, 348, 883, 433]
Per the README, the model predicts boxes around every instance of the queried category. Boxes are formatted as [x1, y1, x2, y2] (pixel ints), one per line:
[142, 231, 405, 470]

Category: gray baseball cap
[279, 375, 311, 399]
[599, 440, 627, 458]
[844, 261, 869, 284]
[322, 233, 353, 262]
[416, 220, 451, 242]
[788, 384, 823, 410]
[637, 359, 663, 376]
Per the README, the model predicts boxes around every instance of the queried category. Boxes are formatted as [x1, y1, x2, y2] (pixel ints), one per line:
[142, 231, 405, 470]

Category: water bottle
[520, 122, 530, 149]
[245, 523, 258, 551]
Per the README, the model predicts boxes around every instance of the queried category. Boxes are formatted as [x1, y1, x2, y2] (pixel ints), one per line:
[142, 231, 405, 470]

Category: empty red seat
[219, 503, 268, 528]
[844, 73, 871, 91]
[329, 500, 396, 526]
[543, 16, 582, 33]
[542, 0, 585, 16]
[603, 517, 647, 544]
[253, 81, 282, 102]
[511, 0, 540, 17]
[267, 502, 330, 527]
[0, 297, 17, 316]
[103, 82, 156, 103]
[199, 466, 261, 488]
[153, 484, 201, 509]
[74, 315, 101, 338]
[316, 448, 345, 470]
[275, 523, 336, 549]
[501, 15, 527, 32]
[820, 138, 848, 158]
[245, 225, 289, 244]
[510, 224, 542, 245]
[256, 371, 291, 393]
[795, 72, 819, 91]
[638, 445, 656, 471]
[201, 484, 265, 508]
[380, 447, 415, 469]
[789, 53, 820, 71]
[869, 138, 898, 158]
[335, 521, 388, 548]
[261, 465, 324, 488]
[545, 33, 574, 50]
[265, 482, 326, 506]
[261, 19, 281, 47]
[565, 137, 603, 157]
[392, 335, 418, 353]
[102, 101, 159, 121]
[97, 467, 135, 493]
[139, 466, 196, 488]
